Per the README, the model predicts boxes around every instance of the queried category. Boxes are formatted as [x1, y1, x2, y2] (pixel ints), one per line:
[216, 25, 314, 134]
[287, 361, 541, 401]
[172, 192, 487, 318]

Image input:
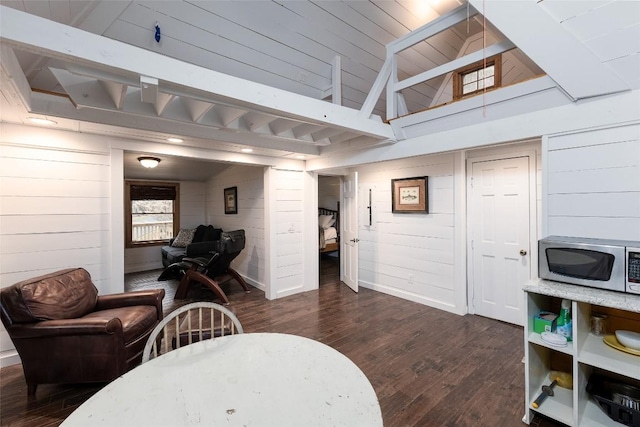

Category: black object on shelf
[587, 374, 640, 427]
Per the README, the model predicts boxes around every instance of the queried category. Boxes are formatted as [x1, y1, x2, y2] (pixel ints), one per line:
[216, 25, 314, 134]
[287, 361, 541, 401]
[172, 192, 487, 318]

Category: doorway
[467, 152, 536, 326]
[318, 175, 341, 285]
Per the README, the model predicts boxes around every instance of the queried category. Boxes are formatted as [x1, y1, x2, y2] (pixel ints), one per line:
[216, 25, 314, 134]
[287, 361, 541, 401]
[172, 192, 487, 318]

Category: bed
[319, 205, 339, 254]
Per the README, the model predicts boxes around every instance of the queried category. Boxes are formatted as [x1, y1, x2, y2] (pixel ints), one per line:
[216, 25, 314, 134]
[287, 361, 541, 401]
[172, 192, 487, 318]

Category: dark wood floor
[1, 257, 563, 427]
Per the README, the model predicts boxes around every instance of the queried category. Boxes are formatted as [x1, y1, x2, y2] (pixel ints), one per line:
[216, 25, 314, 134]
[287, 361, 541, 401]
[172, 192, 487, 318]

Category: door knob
[350, 238, 360, 243]
[520, 249, 527, 256]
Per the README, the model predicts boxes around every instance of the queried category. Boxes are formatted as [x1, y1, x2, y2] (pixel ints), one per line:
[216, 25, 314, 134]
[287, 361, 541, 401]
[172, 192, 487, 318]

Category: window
[125, 181, 180, 248]
[453, 54, 502, 99]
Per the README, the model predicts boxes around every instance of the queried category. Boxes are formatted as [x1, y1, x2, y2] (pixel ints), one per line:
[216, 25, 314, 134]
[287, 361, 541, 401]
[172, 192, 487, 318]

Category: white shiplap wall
[124, 180, 206, 273]
[0, 142, 112, 289]
[545, 123, 640, 241]
[355, 152, 461, 313]
[205, 165, 265, 290]
[0, 134, 112, 361]
[270, 169, 305, 298]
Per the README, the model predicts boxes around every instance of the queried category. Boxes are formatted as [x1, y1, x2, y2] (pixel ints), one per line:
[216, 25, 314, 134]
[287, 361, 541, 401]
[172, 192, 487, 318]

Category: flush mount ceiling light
[28, 117, 57, 126]
[167, 137, 183, 143]
[138, 156, 161, 168]
[241, 148, 253, 153]
[296, 155, 306, 159]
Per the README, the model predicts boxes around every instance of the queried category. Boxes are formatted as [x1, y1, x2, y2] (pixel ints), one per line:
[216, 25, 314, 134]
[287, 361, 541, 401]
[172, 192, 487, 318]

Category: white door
[469, 156, 531, 326]
[342, 171, 358, 292]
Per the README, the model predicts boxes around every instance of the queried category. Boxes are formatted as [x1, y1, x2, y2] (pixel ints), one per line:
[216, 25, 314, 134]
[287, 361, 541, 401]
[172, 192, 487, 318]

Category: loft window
[125, 181, 180, 248]
[453, 54, 502, 99]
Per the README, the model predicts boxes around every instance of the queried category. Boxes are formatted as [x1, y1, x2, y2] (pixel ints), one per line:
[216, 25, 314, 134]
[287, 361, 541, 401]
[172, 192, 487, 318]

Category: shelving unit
[523, 279, 640, 427]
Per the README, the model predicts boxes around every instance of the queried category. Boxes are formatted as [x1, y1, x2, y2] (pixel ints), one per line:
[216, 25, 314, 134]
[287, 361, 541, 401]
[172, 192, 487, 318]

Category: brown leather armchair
[0, 267, 165, 396]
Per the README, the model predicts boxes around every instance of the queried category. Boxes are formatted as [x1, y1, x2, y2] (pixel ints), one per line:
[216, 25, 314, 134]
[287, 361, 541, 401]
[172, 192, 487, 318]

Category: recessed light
[241, 148, 253, 153]
[28, 117, 57, 126]
[167, 137, 183, 143]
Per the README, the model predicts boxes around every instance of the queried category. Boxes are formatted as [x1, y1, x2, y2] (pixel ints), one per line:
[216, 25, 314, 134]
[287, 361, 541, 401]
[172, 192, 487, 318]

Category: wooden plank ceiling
[0, 0, 636, 161]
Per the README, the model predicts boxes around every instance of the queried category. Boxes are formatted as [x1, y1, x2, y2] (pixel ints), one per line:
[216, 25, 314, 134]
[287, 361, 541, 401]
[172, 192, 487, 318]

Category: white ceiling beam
[140, 76, 158, 104]
[214, 105, 247, 127]
[360, 55, 392, 119]
[180, 98, 214, 122]
[468, 0, 629, 100]
[242, 111, 275, 132]
[391, 4, 474, 53]
[394, 40, 516, 92]
[269, 118, 299, 136]
[0, 6, 394, 141]
[331, 55, 342, 105]
[99, 80, 127, 110]
[155, 93, 174, 116]
[28, 92, 322, 155]
[0, 46, 31, 110]
[292, 123, 323, 139]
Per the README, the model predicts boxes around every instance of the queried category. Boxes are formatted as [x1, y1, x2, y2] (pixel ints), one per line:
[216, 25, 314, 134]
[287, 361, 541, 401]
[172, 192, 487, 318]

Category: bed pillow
[171, 228, 196, 248]
[324, 218, 336, 229]
[319, 214, 333, 229]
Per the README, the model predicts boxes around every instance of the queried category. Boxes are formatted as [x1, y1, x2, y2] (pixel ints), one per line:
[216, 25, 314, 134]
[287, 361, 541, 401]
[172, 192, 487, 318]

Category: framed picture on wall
[224, 186, 237, 214]
[391, 177, 428, 213]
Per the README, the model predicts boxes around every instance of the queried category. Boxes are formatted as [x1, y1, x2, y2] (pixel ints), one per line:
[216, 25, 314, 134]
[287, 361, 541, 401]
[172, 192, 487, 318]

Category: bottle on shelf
[556, 299, 572, 342]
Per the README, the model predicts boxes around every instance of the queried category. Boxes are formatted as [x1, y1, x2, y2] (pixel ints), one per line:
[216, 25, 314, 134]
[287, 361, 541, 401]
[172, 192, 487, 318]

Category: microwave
[539, 236, 640, 294]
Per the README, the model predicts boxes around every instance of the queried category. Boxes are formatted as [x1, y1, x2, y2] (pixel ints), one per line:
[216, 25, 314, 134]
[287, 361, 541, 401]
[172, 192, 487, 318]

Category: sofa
[161, 224, 222, 267]
[0, 267, 165, 395]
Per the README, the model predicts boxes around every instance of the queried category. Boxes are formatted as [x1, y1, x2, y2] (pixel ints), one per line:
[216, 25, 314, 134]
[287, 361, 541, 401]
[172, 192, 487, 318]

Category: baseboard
[241, 274, 264, 293]
[359, 280, 466, 316]
[0, 350, 21, 368]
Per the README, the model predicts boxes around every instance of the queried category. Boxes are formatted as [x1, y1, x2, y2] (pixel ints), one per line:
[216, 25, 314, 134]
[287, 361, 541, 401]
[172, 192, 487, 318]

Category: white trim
[0, 350, 20, 368]
[453, 151, 468, 314]
[305, 171, 319, 293]
[110, 148, 125, 294]
[359, 280, 465, 316]
[263, 167, 276, 300]
[465, 145, 540, 315]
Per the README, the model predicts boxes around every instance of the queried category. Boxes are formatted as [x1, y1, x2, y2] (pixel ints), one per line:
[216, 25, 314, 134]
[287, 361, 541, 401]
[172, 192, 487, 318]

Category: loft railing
[359, 4, 515, 122]
[132, 221, 173, 242]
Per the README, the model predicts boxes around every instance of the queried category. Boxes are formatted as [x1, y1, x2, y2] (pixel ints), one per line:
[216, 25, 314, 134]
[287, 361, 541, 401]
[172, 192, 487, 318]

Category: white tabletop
[61, 332, 383, 427]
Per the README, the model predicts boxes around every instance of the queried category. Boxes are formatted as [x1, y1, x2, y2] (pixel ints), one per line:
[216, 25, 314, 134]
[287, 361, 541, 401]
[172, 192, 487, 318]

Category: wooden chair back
[142, 302, 243, 363]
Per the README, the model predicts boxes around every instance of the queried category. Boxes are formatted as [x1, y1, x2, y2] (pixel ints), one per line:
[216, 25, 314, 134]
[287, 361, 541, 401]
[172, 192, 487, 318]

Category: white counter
[523, 278, 640, 313]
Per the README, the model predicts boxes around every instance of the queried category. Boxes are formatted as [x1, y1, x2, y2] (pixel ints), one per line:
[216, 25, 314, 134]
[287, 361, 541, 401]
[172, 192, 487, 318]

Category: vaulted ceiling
[1, 0, 638, 172]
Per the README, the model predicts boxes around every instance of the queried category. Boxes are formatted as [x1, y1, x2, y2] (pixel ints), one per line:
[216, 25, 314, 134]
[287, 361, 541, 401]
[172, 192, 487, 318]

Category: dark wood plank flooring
[1, 258, 563, 426]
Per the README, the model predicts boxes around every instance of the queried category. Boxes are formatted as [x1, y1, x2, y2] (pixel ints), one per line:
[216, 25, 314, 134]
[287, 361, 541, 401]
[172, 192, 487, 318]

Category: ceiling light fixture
[296, 155, 306, 159]
[167, 137, 183, 143]
[28, 117, 57, 126]
[241, 148, 253, 153]
[138, 156, 161, 168]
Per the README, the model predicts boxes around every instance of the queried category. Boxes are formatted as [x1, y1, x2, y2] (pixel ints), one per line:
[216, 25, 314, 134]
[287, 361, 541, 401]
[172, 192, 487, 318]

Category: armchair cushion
[83, 306, 158, 343]
[2, 268, 97, 323]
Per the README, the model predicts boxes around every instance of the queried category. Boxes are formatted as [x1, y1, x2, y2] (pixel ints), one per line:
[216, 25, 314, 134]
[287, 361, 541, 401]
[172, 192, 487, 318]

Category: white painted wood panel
[545, 124, 640, 241]
[355, 151, 459, 313]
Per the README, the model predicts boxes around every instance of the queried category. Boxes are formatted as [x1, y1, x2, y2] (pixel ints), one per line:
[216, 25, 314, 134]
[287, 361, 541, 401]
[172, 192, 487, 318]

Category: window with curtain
[125, 181, 180, 247]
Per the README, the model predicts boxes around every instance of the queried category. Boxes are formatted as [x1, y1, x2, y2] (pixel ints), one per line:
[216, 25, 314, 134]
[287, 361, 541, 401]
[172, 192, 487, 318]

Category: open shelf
[524, 280, 640, 426]
[529, 373, 574, 426]
[528, 331, 574, 356]
[578, 333, 640, 380]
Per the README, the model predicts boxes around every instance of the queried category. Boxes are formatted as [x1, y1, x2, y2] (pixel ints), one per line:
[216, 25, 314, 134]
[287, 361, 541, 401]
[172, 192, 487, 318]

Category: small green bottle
[556, 299, 572, 341]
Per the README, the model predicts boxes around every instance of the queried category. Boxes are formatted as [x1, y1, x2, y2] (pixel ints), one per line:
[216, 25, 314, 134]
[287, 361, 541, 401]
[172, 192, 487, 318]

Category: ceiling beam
[469, 0, 629, 100]
[0, 6, 395, 141]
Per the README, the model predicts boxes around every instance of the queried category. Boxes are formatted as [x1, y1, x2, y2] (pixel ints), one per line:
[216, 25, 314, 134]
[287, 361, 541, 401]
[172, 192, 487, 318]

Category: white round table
[61, 333, 382, 426]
